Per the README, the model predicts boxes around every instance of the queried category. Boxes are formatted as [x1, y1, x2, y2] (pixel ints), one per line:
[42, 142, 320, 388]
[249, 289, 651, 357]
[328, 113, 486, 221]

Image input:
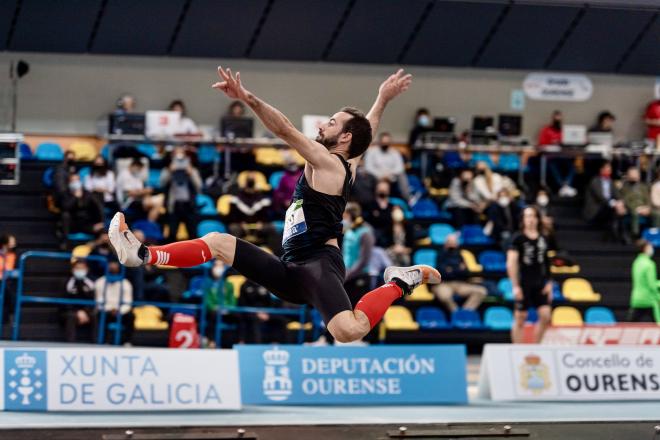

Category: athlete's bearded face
[316, 111, 351, 150]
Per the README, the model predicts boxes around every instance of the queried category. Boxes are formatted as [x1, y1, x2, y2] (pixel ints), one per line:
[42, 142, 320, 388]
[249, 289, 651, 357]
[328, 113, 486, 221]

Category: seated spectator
[61, 259, 97, 343]
[484, 188, 521, 247]
[473, 160, 515, 205]
[538, 110, 577, 198]
[116, 158, 163, 222]
[629, 239, 660, 323]
[202, 260, 236, 346]
[620, 166, 659, 237]
[644, 98, 660, 142]
[343, 203, 376, 302]
[363, 132, 410, 200]
[350, 158, 377, 207]
[160, 145, 203, 242]
[88, 232, 113, 279]
[53, 150, 77, 206]
[535, 188, 551, 218]
[583, 161, 628, 243]
[237, 279, 286, 344]
[114, 93, 136, 114]
[387, 206, 412, 267]
[84, 155, 117, 211]
[168, 100, 200, 136]
[431, 234, 487, 313]
[408, 107, 432, 147]
[365, 180, 395, 248]
[446, 169, 483, 227]
[589, 110, 615, 133]
[0, 234, 17, 324]
[95, 260, 134, 345]
[60, 174, 105, 248]
[272, 154, 303, 215]
[221, 101, 256, 168]
[227, 172, 275, 246]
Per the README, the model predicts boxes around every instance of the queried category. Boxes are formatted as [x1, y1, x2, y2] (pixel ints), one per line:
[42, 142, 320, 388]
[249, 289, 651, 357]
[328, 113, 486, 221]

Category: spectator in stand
[589, 110, 616, 133]
[114, 94, 136, 114]
[88, 232, 113, 279]
[61, 259, 97, 343]
[473, 160, 516, 205]
[387, 206, 412, 266]
[651, 173, 660, 223]
[160, 145, 203, 242]
[350, 158, 377, 207]
[538, 110, 577, 198]
[431, 234, 486, 313]
[343, 203, 376, 301]
[202, 260, 235, 346]
[583, 161, 628, 243]
[365, 180, 395, 248]
[535, 188, 551, 218]
[84, 155, 116, 211]
[620, 166, 659, 238]
[228, 100, 246, 118]
[227, 171, 275, 245]
[629, 239, 660, 323]
[446, 169, 483, 227]
[0, 234, 17, 324]
[168, 100, 200, 136]
[508, 206, 553, 344]
[408, 108, 432, 147]
[272, 154, 303, 215]
[116, 158, 163, 222]
[237, 279, 286, 344]
[95, 260, 134, 345]
[60, 174, 105, 248]
[363, 132, 410, 200]
[644, 99, 660, 143]
[53, 151, 77, 205]
[484, 187, 521, 247]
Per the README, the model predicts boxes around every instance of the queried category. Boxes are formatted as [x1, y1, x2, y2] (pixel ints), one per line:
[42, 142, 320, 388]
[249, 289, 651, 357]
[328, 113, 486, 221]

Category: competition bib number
[283, 199, 307, 244]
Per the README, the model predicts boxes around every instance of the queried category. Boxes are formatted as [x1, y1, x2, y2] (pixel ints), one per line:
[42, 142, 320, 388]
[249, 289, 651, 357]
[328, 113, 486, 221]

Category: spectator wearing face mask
[350, 157, 377, 208]
[62, 259, 97, 343]
[343, 203, 376, 302]
[620, 166, 659, 237]
[583, 161, 628, 243]
[160, 145, 202, 242]
[365, 180, 395, 248]
[116, 158, 164, 223]
[363, 132, 410, 200]
[201, 260, 236, 346]
[431, 234, 487, 313]
[53, 151, 77, 207]
[473, 161, 515, 204]
[387, 206, 412, 266]
[273, 154, 303, 215]
[538, 110, 577, 198]
[59, 174, 105, 249]
[168, 100, 200, 136]
[535, 189, 551, 218]
[629, 239, 660, 323]
[484, 188, 521, 247]
[84, 155, 116, 211]
[408, 108, 432, 147]
[95, 260, 134, 345]
[446, 169, 483, 228]
[227, 171, 274, 246]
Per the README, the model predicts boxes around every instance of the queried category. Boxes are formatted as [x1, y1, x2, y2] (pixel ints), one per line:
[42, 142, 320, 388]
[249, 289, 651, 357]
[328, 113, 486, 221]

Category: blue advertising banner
[237, 345, 467, 405]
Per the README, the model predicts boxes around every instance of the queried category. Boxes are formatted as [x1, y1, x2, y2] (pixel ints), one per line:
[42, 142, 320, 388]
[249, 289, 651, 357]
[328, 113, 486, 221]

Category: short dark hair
[339, 107, 372, 159]
[0, 234, 12, 247]
[168, 99, 186, 115]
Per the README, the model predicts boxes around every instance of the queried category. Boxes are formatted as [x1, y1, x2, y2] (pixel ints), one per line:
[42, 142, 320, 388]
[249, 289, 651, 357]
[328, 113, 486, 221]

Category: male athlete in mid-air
[109, 66, 441, 343]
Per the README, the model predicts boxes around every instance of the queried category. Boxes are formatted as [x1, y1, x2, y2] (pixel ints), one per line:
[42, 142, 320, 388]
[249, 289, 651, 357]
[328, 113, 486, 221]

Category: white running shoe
[108, 212, 147, 267]
[383, 265, 442, 295]
[559, 185, 577, 198]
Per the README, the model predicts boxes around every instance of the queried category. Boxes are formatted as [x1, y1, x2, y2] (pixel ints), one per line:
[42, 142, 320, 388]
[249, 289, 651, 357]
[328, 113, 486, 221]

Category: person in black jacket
[583, 161, 628, 242]
[61, 260, 97, 342]
[60, 174, 105, 249]
[237, 279, 286, 343]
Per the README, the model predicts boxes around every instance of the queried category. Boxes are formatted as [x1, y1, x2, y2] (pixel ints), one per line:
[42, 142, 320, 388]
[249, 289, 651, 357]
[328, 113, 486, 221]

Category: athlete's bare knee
[330, 326, 362, 343]
[201, 232, 236, 265]
[327, 312, 368, 343]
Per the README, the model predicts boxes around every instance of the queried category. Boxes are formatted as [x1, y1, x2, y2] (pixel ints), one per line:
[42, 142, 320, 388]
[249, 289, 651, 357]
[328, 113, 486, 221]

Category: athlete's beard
[316, 133, 339, 150]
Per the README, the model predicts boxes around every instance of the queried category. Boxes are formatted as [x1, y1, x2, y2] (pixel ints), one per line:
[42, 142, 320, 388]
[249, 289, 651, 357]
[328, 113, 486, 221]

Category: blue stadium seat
[196, 194, 217, 215]
[78, 166, 91, 183]
[272, 220, 284, 234]
[496, 153, 520, 172]
[197, 144, 219, 164]
[484, 306, 513, 330]
[469, 152, 496, 169]
[416, 306, 449, 329]
[498, 278, 513, 301]
[137, 143, 157, 159]
[460, 225, 494, 245]
[35, 143, 64, 161]
[42, 167, 54, 188]
[643, 228, 660, 248]
[412, 198, 441, 219]
[68, 233, 94, 242]
[442, 151, 466, 169]
[451, 309, 483, 329]
[197, 220, 226, 238]
[389, 197, 412, 219]
[148, 169, 161, 189]
[585, 306, 616, 325]
[101, 144, 111, 161]
[133, 220, 164, 242]
[19, 143, 33, 160]
[552, 281, 565, 303]
[407, 174, 426, 195]
[183, 275, 207, 299]
[479, 250, 506, 272]
[413, 249, 437, 267]
[429, 223, 455, 245]
[269, 171, 284, 189]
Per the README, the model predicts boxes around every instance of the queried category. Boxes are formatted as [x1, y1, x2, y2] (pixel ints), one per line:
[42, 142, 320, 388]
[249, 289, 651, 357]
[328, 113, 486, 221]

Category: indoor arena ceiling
[1, 0, 659, 75]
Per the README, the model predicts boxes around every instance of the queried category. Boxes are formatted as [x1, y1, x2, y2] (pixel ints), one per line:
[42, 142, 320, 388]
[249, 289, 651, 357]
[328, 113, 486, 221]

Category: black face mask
[476, 170, 486, 176]
[552, 120, 562, 130]
[380, 144, 390, 152]
[93, 164, 106, 174]
[246, 179, 256, 189]
[376, 192, 388, 199]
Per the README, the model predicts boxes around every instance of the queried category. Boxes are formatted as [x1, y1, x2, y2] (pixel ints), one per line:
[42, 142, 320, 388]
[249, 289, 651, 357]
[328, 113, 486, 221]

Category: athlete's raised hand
[378, 69, 412, 102]
[212, 66, 249, 101]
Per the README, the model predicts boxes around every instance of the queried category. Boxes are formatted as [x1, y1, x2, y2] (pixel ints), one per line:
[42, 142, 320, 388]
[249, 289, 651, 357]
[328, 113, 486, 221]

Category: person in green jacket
[629, 239, 660, 323]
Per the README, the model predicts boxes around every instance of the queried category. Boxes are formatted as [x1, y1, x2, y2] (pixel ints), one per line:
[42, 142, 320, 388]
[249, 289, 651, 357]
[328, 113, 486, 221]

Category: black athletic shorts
[232, 238, 358, 324]
[514, 282, 550, 312]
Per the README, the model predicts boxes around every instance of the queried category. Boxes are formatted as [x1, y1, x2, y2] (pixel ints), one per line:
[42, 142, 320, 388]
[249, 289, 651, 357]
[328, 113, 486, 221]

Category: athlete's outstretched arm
[366, 69, 412, 137]
[212, 66, 334, 168]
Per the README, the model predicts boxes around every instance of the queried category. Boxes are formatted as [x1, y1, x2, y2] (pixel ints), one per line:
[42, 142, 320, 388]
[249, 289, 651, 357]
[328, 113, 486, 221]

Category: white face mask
[73, 269, 87, 280]
[536, 195, 549, 207]
[498, 197, 510, 207]
[418, 115, 431, 127]
[212, 266, 224, 279]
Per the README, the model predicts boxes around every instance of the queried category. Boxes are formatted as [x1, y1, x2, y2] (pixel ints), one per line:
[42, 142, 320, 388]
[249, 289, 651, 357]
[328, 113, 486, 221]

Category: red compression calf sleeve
[148, 239, 213, 267]
[354, 282, 403, 329]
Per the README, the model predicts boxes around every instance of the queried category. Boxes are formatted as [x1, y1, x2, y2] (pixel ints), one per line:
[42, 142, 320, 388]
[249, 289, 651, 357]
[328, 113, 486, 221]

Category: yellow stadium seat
[176, 223, 189, 241]
[134, 305, 169, 330]
[71, 244, 91, 261]
[551, 306, 583, 326]
[238, 171, 270, 191]
[415, 237, 432, 246]
[406, 283, 435, 301]
[226, 275, 247, 298]
[383, 306, 419, 330]
[255, 147, 285, 166]
[551, 264, 581, 275]
[562, 278, 601, 302]
[461, 249, 483, 273]
[287, 321, 313, 331]
[217, 194, 233, 216]
[69, 141, 97, 161]
[291, 150, 306, 165]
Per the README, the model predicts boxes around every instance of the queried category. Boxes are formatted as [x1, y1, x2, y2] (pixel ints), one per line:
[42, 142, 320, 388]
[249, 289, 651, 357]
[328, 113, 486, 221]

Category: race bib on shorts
[283, 199, 307, 244]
